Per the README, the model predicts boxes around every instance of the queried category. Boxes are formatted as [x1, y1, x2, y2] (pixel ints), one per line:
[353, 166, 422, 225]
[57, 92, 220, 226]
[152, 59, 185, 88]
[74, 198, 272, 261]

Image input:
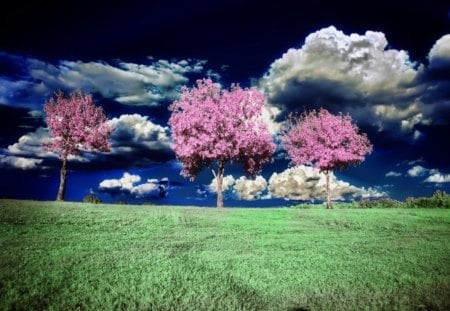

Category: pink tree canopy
[281, 108, 372, 208]
[44, 90, 112, 157]
[168, 78, 275, 207]
[44, 90, 113, 200]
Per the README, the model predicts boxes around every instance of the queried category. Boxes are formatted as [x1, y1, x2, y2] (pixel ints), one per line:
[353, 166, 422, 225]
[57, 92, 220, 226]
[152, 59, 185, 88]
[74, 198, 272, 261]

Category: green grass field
[1, 199, 449, 310]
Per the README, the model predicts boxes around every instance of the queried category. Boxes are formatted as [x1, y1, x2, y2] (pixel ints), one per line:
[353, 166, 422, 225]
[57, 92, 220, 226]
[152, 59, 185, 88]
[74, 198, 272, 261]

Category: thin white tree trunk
[325, 170, 332, 209]
[216, 161, 224, 208]
[57, 156, 68, 201]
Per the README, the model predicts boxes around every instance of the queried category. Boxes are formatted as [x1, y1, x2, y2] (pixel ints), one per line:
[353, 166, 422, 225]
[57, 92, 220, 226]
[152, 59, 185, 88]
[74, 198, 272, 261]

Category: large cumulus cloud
[259, 26, 450, 142]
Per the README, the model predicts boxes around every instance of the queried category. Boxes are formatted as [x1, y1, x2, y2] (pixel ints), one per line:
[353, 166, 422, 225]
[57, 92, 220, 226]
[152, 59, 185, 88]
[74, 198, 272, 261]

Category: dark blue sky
[0, 0, 449, 206]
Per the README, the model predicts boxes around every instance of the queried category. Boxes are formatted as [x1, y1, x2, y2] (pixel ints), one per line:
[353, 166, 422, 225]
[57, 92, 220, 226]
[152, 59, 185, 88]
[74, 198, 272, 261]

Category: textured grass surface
[1, 199, 449, 310]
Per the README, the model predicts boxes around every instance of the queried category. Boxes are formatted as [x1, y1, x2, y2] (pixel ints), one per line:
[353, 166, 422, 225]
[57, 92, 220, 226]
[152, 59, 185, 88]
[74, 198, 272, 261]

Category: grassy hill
[1, 199, 449, 310]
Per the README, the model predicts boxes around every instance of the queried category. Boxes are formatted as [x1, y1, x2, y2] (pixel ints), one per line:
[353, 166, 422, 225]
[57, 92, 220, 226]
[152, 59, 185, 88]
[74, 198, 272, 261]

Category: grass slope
[1, 199, 449, 310]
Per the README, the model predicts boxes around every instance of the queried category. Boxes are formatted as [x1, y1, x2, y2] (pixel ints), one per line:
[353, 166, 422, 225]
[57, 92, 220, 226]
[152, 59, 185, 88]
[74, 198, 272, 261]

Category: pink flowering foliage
[168, 78, 275, 179]
[44, 90, 112, 158]
[282, 108, 372, 172]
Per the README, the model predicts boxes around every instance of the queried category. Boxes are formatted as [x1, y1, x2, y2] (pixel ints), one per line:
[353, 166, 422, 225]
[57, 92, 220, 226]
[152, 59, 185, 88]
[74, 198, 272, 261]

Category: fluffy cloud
[258, 26, 437, 141]
[424, 172, 450, 183]
[2, 125, 97, 168]
[0, 155, 43, 170]
[99, 172, 168, 198]
[404, 164, 450, 183]
[0, 52, 207, 109]
[268, 166, 385, 201]
[208, 175, 235, 192]
[261, 105, 282, 135]
[207, 175, 268, 200]
[100, 172, 141, 191]
[233, 176, 268, 200]
[1, 113, 173, 170]
[407, 165, 428, 177]
[262, 26, 417, 97]
[0, 127, 57, 169]
[6, 127, 53, 158]
[206, 166, 386, 201]
[385, 171, 402, 177]
[428, 34, 450, 63]
[109, 114, 170, 151]
[107, 114, 173, 166]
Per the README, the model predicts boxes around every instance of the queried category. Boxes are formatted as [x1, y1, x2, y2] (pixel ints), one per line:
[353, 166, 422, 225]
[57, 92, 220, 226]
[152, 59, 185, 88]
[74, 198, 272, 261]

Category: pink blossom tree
[44, 90, 113, 201]
[168, 78, 275, 208]
[281, 108, 372, 208]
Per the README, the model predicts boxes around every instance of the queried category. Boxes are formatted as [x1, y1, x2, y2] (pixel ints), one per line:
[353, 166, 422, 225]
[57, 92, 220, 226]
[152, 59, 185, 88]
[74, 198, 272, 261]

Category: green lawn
[1, 199, 449, 310]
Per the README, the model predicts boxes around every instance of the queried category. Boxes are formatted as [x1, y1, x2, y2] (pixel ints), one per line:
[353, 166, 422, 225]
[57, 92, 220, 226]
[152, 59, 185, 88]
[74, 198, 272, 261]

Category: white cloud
[100, 172, 141, 191]
[428, 34, 450, 62]
[385, 171, 402, 177]
[258, 26, 428, 138]
[0, 53, 208, 109]
[27, 110, 45, 119]
[261, 26, 418, 98]
[0, 155, 43, 170]
[2, 113, 172, 170]
[208, 175, 235, 192]
[99, 172, 166, 197]
[108, 113, 171, 154]
[261, 104, 282, 135]
[268, 166, 385, 201]
[0, 127, 58, 169]
[400, 113, 425, 132]
[374, 102, 422, 121]
[6, 127, 53, 158]
[4, 126, 97, 164]
[233, 176, 268, 200]
[424, 171, 450, 183]
[105, 113, 172, 165]
[407, 165, 428, 177]
[27, 58, 206, 106]
[130, 182, 159, 198]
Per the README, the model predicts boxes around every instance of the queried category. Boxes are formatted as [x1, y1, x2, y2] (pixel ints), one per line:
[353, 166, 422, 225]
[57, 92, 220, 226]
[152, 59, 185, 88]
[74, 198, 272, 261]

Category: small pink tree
[168, 78, 275, 208]
[44, 90, 113, 201]
[281, 108, 372, 208]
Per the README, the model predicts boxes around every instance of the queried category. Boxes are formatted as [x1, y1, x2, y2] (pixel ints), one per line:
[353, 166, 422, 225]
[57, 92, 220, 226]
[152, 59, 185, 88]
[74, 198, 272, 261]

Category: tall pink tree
[44, 90, 113, 201]
[168, 78, 275, 208]
[281, 108, 372, 208]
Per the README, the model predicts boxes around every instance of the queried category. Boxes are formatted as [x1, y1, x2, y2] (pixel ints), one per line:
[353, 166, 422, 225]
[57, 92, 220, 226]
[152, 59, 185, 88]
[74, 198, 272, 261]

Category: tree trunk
[325, 170, 332, 209]
[216, 161, 225, 208]
[56, 156, 68, 201]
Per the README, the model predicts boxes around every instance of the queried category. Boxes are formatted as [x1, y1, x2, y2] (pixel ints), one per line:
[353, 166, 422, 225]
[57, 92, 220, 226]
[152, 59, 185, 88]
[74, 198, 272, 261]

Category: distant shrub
[405, 190, 450, 208]
[83, 194, 102, 204]
[357, 198, 402, 209]
[115, 200, 128, 205]
[431, 190, 450, 208]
